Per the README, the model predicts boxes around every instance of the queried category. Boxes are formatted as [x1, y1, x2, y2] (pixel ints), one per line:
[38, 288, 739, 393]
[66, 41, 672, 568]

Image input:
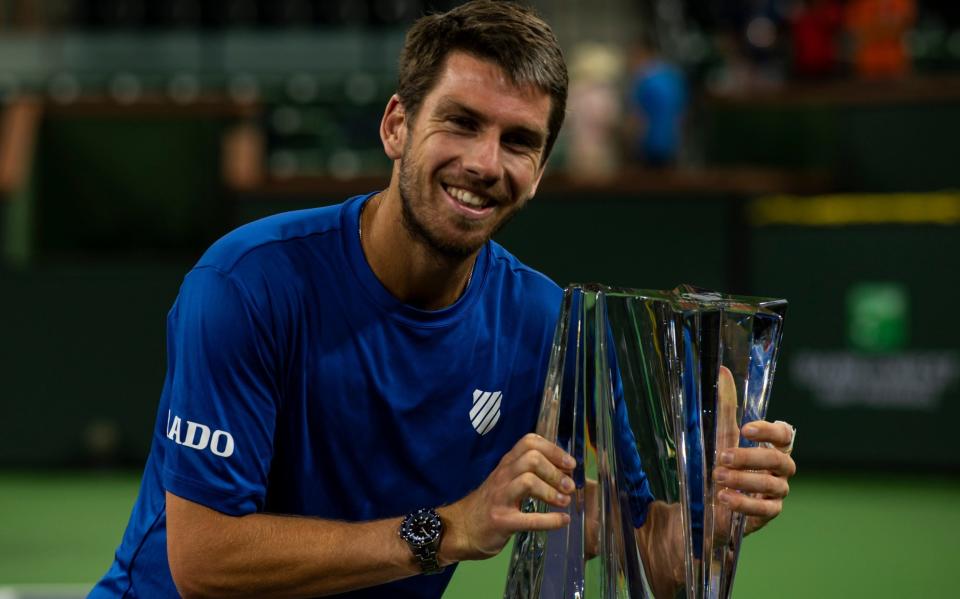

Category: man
[92, 3, 795, 598]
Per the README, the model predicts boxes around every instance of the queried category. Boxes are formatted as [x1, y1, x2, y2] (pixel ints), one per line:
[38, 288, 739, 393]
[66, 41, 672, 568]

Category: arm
[167, 492, 418, 598]
[634, 500, 686, 598]
[581, 486, 684, 597]
[166, 433, 577, 599]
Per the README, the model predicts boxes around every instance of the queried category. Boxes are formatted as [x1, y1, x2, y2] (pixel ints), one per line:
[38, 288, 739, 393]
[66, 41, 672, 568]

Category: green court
[1, 470, 956, 598]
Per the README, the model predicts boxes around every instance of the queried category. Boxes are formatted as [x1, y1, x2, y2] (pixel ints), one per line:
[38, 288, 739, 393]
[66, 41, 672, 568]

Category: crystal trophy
[504, 284, 787, 599]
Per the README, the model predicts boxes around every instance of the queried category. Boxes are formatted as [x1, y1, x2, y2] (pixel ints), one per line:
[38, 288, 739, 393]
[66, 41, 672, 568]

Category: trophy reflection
[504, 284, 787, 599]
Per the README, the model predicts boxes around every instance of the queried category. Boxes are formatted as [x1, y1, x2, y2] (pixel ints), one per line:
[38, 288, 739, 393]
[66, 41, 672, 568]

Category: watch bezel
[399, 508, 442, 548]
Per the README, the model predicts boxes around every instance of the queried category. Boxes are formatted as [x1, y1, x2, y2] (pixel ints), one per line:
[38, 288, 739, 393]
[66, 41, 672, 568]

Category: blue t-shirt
[91, 193, 564, 598]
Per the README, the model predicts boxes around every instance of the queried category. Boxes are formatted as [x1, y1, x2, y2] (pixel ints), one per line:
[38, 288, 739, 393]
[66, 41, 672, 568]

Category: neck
[360, 184, 477, 311]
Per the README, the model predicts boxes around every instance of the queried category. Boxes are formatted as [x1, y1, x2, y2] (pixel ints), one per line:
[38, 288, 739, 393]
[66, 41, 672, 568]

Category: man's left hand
[712, 419, 796, 535]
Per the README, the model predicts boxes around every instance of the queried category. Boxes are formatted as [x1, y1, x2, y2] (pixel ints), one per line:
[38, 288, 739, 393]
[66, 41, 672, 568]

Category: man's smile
[441, 183, 498, 218]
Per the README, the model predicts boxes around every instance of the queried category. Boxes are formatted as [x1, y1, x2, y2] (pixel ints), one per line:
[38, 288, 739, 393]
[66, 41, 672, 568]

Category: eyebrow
[436, 97, 547, 148]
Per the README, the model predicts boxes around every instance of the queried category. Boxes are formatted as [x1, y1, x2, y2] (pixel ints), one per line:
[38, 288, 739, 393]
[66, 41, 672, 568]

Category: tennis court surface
[1, 470, 957, 598]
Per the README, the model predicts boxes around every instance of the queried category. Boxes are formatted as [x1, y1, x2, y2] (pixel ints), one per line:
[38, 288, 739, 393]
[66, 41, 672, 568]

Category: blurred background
[0, 0, 958, 597]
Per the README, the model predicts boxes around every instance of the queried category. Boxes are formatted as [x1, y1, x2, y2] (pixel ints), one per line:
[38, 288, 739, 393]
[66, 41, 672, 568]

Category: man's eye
[503, 136, 535, 151]
[450, 116, 475, 129]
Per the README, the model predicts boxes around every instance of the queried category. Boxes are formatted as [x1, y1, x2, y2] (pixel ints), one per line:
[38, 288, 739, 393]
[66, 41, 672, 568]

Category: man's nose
[463, 131, 502, 184]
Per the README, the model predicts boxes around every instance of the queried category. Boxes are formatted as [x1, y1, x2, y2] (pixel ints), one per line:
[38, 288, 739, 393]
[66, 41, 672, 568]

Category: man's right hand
[438, 433, 576, 564]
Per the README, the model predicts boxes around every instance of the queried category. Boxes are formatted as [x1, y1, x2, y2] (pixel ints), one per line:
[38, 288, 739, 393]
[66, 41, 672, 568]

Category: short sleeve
[160, 266, 279, 516]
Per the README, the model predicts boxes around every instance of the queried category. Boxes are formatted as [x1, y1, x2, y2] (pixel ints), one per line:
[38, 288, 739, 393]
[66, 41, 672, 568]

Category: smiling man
[91, 3, 795, 598]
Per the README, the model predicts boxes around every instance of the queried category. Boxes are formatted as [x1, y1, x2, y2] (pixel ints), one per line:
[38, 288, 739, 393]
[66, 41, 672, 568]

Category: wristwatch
[399, 508, 445, 575]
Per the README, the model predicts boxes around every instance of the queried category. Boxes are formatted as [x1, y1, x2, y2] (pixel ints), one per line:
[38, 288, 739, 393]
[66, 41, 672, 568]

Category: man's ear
[380, 94, 407, 160]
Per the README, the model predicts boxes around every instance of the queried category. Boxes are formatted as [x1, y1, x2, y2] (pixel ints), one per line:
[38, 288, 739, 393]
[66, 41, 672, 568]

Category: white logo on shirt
[470, 390, 502, 436]
[166, 410, 235, 458]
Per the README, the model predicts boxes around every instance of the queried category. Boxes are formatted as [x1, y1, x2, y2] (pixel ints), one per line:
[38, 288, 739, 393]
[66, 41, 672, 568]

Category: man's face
[395, 52, 551, 259]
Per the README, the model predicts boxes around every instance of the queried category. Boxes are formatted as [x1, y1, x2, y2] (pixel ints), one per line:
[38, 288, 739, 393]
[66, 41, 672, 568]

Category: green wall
[703, 100, 960, 192]
[752, 223, 960, 467]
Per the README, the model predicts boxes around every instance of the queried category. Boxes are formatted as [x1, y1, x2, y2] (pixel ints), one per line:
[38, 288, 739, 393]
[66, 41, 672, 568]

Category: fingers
[500, 510, 572, 532]
[501, 433, 576, 472]
[713, 467, 790, 498]
[508, 447, 575, 495]
[717, 445, 796, 478]
[508, 471, 574, 509]
[715, 422, 796, 537]
[497, 433, 576, 505]
[742, 420, 795, 452]
[716, 366, 740, 453]
[487, 433, 578, 514]
[451, 434, 575, 559]
[717, 489, 783, 520]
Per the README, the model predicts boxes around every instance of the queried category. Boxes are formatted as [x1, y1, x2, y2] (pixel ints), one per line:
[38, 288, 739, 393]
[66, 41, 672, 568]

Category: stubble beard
[397, 148, 524, 261]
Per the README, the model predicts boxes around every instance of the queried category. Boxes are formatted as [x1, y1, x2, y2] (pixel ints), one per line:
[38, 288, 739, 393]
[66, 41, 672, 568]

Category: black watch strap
[411, 543, 443, 574]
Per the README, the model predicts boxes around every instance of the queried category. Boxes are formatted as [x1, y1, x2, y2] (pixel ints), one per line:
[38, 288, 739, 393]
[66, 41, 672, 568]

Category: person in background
[846, 0, 916, 79]
[791, 0, 844, 79]
[564, 42, 624, 182]
[625, 37, 687, 167]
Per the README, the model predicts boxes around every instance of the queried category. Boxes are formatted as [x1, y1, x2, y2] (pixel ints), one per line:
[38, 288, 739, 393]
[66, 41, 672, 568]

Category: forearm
[166, 492, 426, 598]
[164, 431, 579, 598]
[635, 500, 686, 599]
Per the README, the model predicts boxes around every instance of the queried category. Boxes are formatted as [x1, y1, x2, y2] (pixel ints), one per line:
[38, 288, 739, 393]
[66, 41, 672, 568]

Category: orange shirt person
[845, 0, 916, 79]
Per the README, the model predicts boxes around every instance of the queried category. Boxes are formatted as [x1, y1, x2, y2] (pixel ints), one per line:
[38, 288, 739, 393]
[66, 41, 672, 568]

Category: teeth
[446, 185, 487, 208]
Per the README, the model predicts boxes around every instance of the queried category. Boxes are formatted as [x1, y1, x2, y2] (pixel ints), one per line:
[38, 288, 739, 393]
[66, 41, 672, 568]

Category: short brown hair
[397, 0, 568, 162]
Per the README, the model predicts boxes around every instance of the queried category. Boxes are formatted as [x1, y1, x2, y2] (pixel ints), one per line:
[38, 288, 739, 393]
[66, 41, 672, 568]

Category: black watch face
[400, 509, 442, 548]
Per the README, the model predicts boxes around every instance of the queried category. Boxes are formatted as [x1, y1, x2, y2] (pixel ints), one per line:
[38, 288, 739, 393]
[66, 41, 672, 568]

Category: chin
[430, 234, 488, 260]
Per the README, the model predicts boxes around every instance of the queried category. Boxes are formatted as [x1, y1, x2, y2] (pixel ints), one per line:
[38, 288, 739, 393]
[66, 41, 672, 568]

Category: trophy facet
[504, 284, 787, 599]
